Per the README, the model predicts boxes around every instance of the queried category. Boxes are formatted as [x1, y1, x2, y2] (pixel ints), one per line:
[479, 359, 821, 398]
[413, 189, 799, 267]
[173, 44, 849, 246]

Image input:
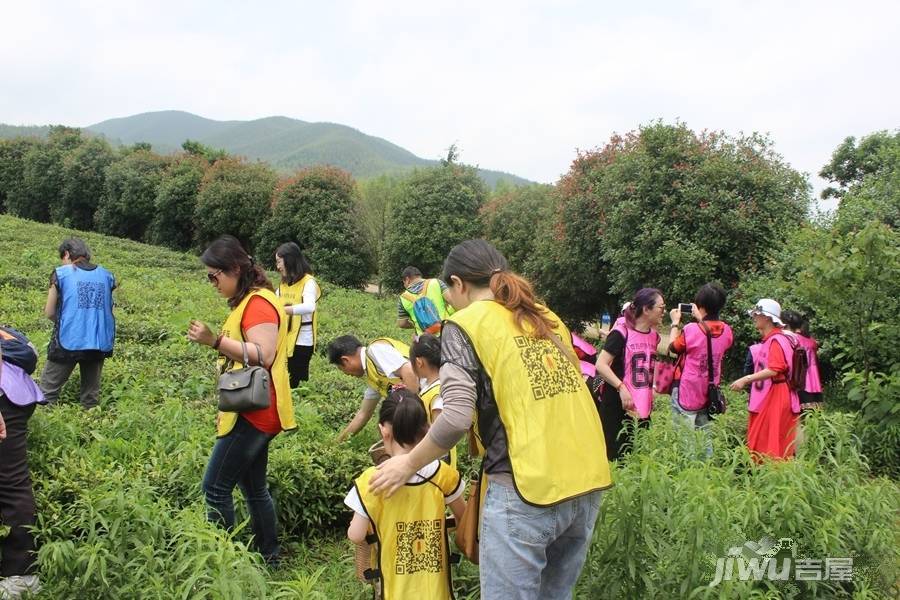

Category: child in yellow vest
[409, 334, 458, 468]
[345, 388, 465, 600]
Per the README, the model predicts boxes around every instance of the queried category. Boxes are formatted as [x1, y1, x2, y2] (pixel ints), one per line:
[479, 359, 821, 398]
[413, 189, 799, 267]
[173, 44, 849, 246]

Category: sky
[2, 0, 898, 207]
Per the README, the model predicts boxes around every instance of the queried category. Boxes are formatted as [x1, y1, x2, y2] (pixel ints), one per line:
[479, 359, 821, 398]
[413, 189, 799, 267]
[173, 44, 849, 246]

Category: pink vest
[748, 334, 801, 414]
[613, 322, 660, 418]
[677, 322, 733, 411]
[797, 334, 823, 393]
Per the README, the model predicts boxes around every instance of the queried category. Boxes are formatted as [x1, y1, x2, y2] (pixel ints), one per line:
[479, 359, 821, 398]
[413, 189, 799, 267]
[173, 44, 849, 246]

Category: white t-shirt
[419, 379, 444, 413]
[275, 278, 318, 346]
[343, 460, 464, 518]
[361, 342, 409, 401]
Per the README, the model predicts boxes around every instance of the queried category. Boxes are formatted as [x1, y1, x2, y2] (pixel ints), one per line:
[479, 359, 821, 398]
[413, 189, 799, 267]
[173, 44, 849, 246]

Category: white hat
[748, 298, 783, 326]
[621, 302, 631, 315]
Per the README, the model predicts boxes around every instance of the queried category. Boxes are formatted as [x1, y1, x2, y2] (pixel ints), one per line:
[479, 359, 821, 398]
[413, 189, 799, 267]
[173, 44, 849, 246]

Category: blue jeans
[480, 479, 602, 600]
[202, 416, 279, 561]
[670, 385, 713, 459]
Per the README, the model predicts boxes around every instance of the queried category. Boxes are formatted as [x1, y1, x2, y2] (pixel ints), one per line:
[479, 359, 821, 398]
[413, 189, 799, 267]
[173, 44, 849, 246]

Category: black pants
[0, 394, 37, 576]
[287, 345, 314, 388]
[597, 391, 650, 462]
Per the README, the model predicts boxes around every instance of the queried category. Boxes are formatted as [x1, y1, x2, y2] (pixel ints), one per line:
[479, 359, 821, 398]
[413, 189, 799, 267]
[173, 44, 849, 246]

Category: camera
[679, 303, 693, 314]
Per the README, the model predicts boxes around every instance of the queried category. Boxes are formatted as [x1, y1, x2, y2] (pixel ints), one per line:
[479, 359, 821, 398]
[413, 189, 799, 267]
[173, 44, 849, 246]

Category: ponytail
[490, 271, 559, 342]
[379, 388, 429, 447]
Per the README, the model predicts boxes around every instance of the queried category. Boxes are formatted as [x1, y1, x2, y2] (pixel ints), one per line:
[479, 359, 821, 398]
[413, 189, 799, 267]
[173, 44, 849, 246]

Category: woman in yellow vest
[187, 236, 296, 566]
[369, 239, 612, 600]
[409, 334, 457, 468]
[274, 242, 320, 387]
[346, 388, 465, 600]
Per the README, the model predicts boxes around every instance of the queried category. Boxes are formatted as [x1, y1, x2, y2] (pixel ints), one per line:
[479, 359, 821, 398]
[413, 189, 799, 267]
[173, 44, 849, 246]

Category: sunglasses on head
[207, 269, 223, 284]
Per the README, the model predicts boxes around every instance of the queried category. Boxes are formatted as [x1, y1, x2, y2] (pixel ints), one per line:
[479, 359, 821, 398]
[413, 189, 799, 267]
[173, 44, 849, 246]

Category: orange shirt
[239, 295, 282, 435]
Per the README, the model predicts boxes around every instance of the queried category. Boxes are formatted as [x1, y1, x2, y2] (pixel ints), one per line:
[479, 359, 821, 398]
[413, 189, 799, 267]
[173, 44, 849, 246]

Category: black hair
[327, 335, 363, 364]
[58, 238, 91, 263]
[409, 333, 441, 368]
[379, 388, 429, 447]
[401, 266, 422, 280]
[200, 235, 273, 309]
[781, 310, 809, 335]
[624, 288, 663, 327]
[275, 242, 312, 286]
[694, 283, 726, 319]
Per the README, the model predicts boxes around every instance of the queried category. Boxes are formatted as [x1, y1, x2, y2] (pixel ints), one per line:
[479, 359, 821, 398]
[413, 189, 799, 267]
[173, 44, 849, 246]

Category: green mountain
[78, 110, 530, 186]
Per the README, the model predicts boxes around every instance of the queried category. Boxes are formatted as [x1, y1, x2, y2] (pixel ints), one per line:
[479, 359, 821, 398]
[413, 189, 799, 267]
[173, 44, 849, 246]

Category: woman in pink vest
[596, 288, 665, 461]
[730, 299, 800, 461]
[668, 284, 733, 456]
[781, 310, 824, 412]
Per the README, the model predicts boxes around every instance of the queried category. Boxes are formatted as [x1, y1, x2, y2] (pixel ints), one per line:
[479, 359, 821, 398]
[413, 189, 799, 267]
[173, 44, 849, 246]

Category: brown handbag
[455, 468, 483, 564]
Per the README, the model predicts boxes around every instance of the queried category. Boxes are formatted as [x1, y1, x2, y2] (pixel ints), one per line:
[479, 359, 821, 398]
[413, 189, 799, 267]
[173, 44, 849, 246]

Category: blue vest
[56, 265, 116, 352]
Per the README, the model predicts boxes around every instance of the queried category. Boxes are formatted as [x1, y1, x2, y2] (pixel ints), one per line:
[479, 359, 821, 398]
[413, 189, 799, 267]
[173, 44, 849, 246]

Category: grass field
[0, 214, 897, 599]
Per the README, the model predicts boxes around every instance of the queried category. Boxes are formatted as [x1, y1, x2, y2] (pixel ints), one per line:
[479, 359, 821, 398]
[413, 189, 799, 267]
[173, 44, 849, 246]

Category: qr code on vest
[394, 519, 442, 575]
[76, 281, 106, 309]
[514, 335, 581, 400]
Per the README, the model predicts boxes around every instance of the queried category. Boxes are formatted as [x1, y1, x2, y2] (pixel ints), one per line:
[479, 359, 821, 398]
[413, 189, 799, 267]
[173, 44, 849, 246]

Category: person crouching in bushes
[781, 310, 824, 413]
[345, 388, 465, 600]
[730, 299, 800, 461]
[595, 288, 666, 461]
[667, 283, 733, 456]
[409, 333, 457, 468]
[187, 236, 296, 566]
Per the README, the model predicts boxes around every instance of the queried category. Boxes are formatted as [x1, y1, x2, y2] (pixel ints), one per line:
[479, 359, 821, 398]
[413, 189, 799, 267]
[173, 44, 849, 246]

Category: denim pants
[202, 416, 279, 561]
[0, 395, 38, 576]
[670, 385, 713, 458]
[479, 479, 602, 600]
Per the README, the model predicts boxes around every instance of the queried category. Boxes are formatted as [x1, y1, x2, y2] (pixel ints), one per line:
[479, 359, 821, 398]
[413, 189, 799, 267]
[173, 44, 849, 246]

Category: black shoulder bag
[701, 322, 727, 417]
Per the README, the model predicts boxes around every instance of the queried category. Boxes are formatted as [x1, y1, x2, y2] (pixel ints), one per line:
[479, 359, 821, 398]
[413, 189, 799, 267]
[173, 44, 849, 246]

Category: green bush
[380, 163, 486, 292]
[95, 149, 169, 241]
[254, 166, 371, 288]
[146, 155, 208, 251]
[193, 158, 277, 251]
[480, 183, 555, 275]
[55, 136, 116, 230]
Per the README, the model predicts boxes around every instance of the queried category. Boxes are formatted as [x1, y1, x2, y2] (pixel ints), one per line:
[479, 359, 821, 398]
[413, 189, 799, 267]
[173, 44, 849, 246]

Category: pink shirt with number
[677, 322, 733, 411]
[612, 322, 660, 419]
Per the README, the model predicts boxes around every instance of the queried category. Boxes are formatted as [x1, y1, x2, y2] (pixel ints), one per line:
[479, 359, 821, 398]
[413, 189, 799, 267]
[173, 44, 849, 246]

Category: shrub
[480, 183, 555, 275]
[254, 166, 371, 288]
[146, 155, 208, 250]
[55, 136, 116, 230]
[95, 149, 169, 241]
[194, 158, 277, 251]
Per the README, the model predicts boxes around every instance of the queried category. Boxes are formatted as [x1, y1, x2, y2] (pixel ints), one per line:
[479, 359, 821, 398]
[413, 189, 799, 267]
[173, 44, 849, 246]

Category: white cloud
[0, 0, 897, 197]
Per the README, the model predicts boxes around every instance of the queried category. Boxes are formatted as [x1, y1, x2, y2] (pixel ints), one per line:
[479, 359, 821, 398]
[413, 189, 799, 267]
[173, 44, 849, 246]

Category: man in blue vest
[39, 238, 116, 410]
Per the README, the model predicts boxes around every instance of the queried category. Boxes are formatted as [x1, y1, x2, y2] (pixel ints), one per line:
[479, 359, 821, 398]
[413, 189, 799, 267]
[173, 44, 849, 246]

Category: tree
[535, 122, 809, 325]
[820, 130, 900, 200]
[480, 183, 555, 274]
[5, 127, 82, 222]
[146, 155, 208, 250]
[193, 159, 277, 251]
[56, 137, 116, 230]
[255, 166, 371, 288]
[182, 139, 228, 163]
[0, 137, 40, 215]
[380, 164, 486, 292]
[95, 150, 169, 241]
[829, 131, 900, 233]
[358, 174, 403, 290]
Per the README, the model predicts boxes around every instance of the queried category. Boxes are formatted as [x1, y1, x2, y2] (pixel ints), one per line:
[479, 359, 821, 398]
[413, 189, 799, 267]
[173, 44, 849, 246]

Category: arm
[397, 317, 414, 329]
[347, 513, 370, 544]
[396, 361, 420, 393]
[337, 394, 380, 442]
[44, 286, 58, 320]
[286, 280, 318, 316]
[186, 321, 278, 368]
[730, 368, 779, 391]
[596, 349, 634, 413]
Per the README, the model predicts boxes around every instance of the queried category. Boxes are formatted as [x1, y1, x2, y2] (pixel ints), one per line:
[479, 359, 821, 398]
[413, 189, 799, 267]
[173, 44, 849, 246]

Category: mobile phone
[679, 303, 693, 314]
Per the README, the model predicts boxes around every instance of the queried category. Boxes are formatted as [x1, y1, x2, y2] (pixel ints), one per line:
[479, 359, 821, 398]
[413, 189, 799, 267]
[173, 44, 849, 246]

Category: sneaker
[0, 575, 42, 599]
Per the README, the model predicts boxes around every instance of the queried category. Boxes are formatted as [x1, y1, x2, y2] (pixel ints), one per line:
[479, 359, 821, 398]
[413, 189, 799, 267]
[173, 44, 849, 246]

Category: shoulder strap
[699, 321, 713, 384]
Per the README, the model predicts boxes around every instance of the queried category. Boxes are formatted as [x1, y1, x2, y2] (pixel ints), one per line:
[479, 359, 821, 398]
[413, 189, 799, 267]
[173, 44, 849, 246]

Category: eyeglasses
[206, 269, 223, 284]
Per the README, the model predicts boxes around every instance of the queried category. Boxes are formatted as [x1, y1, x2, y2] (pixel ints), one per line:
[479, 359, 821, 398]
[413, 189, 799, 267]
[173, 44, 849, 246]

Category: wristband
[616, 381, 624, 391]
[212, 333, 224, 350]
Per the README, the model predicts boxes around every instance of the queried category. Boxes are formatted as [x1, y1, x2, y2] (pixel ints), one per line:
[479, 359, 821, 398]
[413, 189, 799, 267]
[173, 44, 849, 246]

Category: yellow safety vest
[400, 279, 452, 336]
[420, 381, 458, 469]
[278, 274, 320, 356]
[448, 300, 612, 506]
[216, 289, 296, 437]
[365, 338, 410, 399]
[355, 462, 461, 600]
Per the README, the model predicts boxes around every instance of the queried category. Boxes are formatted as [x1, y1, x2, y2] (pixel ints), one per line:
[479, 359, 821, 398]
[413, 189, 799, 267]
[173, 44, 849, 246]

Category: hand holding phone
[679, 303, 693, 315]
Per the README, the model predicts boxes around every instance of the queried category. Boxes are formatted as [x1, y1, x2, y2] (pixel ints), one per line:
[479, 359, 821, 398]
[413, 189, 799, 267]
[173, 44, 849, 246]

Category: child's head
[327, 335, 365, 377]
[378, 388, 429, 454]
[409, 333, 441, 380]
